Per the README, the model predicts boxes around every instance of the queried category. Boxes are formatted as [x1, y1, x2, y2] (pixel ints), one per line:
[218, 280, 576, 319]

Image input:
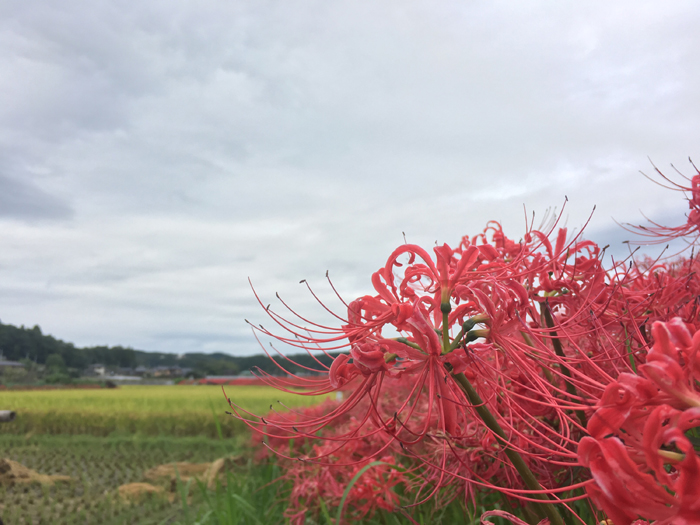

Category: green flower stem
[542, 303, 587, 428]
[451, 371, 565, 525]
[440, 302, 452, 355]
[439, 301, 564, 525]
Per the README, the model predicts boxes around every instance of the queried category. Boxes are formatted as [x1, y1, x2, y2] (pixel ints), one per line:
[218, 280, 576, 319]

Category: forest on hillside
[0, 321, 338, 378]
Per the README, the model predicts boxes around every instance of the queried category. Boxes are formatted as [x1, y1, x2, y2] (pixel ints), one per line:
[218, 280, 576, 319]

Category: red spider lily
[639, 318, 700, 408]
[580, 406, 700, 525]
[236, 302, 477, 455]
[232, 179, 700, 524]
[579, 436, 676, 525]
[586, 372, 657, 441]
[233, 221, 612, 510]
[580, 318, 700, 525]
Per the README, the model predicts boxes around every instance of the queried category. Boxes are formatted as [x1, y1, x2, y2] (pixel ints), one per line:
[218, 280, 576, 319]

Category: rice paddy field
[0, 385, 328, 524]
[0, 385, 323, 438]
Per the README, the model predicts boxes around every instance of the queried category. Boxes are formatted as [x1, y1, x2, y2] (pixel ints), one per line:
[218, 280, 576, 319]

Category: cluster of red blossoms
[228, 164, 700, 525]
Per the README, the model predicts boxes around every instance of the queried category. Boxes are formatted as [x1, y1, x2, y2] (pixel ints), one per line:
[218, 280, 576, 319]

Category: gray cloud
[0, 1, 698, 354]
[0, 173, 72, 220]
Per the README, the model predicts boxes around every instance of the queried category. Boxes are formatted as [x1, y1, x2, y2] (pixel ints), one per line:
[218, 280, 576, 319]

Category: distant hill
[0, 320, 340, 377]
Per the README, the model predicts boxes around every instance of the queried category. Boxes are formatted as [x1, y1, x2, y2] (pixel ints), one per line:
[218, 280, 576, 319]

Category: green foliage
[45, 353, 67, 371]
[0, 364, 29, 383]
[0, 322, 85, 369]
[171, 461, 285, 525]
[171, 459, 484, 525]
[43, 372, 74, 385]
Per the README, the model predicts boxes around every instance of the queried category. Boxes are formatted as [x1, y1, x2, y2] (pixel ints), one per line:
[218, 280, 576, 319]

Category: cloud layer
[1, 1, 698, 355]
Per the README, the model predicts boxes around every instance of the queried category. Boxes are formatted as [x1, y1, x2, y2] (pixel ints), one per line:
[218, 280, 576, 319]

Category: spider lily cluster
[227, 165, 700, 525]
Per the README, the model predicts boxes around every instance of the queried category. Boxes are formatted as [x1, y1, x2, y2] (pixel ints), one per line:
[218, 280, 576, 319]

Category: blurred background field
[0, 385, 324, 438]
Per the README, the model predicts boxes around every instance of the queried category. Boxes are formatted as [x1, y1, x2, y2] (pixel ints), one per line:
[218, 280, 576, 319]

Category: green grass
[0, 385, 326, 438]
[173, 462, 482, 525]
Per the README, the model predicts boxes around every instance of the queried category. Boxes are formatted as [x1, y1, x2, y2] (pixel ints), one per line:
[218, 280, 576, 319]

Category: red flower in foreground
[233, 220, 605, 511]
[230, 176, 700, 523]
[580, 319, 700, 525]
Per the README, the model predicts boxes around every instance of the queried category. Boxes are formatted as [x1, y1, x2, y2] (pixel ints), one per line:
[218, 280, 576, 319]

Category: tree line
[0, 320, 339, 377]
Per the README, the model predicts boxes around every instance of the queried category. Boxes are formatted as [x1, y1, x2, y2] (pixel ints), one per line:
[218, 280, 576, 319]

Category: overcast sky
[1, 1, 698, 356]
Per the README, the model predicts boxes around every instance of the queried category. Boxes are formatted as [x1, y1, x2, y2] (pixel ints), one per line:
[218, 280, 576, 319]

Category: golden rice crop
[0, 385, 326, 437]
